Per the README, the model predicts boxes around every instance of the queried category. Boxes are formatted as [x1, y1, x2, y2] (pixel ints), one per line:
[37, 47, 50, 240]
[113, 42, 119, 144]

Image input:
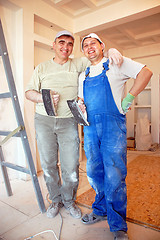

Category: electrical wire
[24, 194, 63, 240]
[24, 229, 59, 240]
[58, 212, 63, 240]
[24, 213, 63, 240]
[46, 193, 63, 240]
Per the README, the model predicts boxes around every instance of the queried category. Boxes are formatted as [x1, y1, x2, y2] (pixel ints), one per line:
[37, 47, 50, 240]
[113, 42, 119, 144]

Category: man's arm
[25, 90, 43, 103]
[122, 66, 153, 113]
[25, 89, 60, 106]
[129, 66, 153, 97]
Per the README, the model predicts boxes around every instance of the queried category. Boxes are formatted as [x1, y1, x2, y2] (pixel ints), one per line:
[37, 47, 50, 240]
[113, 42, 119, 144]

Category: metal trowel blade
[42, 89, 56, 116]
[67, 99, 89, 126]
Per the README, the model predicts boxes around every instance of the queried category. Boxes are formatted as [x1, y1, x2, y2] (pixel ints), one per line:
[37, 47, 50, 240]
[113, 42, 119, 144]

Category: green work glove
[121, 93, 135, 114]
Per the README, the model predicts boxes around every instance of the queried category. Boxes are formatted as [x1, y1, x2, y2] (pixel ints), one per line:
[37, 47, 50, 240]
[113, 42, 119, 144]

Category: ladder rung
[1, 161, 30, 174]
[0, 131, 21, 137]
[0, 92, 11, 98]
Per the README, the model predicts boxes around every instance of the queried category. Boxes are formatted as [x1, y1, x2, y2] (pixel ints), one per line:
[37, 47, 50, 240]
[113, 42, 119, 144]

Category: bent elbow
[150, 70, 153, 78]
[25, 91, 29, 100]
[144, 67, 153, 82]
[147, 68, 153, 78]
[25, 90, 33, 101]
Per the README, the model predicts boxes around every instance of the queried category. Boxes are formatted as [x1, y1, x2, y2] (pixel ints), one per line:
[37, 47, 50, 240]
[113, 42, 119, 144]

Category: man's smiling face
[83, 37, 104, 65]
[53, 35, 74, 63]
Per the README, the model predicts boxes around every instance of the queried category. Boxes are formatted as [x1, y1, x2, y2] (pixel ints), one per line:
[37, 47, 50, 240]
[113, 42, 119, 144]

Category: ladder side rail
[0, 146, 12, 196]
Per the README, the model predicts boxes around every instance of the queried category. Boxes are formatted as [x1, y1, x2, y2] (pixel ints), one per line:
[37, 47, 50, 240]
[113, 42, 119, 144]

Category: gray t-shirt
[26, 57, 90, 117]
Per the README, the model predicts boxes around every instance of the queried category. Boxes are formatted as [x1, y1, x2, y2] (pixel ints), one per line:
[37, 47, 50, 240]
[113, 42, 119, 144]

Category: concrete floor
[0, 150, 160, 240]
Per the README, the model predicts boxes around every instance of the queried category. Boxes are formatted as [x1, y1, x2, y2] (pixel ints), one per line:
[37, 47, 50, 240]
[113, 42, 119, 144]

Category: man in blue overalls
[78, 33, 153, 240]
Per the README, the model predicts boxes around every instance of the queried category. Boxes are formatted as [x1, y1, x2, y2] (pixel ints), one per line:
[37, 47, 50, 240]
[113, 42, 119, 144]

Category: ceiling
[43, 0, 122, 17]
[42, 0, 160, 50]
[97, 13, 160, 50]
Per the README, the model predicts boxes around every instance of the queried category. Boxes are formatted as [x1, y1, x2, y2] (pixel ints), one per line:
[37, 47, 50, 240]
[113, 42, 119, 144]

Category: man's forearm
[121, 66, 153, 114]
[25, 90, 43, 103]
[129, 67, 153, 97]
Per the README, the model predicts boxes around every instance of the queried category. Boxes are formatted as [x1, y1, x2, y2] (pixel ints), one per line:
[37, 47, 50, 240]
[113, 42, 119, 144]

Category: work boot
[47, 202, 63, 218]
[66, 202, 82, 219]
[113, 231, 129, 240]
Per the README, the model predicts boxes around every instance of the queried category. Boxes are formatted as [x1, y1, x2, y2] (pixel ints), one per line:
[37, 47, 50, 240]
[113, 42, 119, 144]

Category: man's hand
[50, 91, 60, 107]
[78, 99, 86, 114]
[121, 93, 135, 114]
[104, 48, 123, 67]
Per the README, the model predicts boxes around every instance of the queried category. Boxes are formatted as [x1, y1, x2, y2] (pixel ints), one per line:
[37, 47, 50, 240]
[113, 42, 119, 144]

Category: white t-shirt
[78, 57, 145, 114]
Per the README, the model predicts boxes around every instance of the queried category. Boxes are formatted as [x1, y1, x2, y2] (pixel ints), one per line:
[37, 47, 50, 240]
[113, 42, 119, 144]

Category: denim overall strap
[85, 66, 90, 78]
[102, 59, 109, 71]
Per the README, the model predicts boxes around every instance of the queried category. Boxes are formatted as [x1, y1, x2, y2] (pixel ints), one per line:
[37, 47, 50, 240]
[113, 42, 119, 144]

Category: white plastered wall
[0, 2, 25, 180]
[0, 0, 159, 181]
[125, 43, 160, 144]
[0, 0, 74, 179]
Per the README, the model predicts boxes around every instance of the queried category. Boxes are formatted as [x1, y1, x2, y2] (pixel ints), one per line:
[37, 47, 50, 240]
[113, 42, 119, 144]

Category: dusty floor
[0, 150, 160, 240]
[77, 154, 160, 229]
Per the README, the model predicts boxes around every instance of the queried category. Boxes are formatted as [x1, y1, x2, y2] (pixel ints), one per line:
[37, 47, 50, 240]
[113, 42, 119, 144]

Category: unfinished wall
[0, 0, 159, 181]
[0, 0, 76, 179]
[0, 3, 26, 180]
[125, 43, 160, 144]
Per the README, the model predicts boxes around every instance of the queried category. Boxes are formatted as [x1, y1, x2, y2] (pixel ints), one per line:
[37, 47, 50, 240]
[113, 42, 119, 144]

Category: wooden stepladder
[0, 19, 46, 213]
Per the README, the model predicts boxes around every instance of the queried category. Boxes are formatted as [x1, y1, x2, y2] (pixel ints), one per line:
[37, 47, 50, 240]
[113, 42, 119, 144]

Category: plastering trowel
[42, 89, 57, 116]
[67, 99, 89, 126]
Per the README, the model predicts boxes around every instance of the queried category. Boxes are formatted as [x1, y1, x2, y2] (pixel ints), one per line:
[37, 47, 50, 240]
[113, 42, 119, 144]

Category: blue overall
[83, 60, 127, 232]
